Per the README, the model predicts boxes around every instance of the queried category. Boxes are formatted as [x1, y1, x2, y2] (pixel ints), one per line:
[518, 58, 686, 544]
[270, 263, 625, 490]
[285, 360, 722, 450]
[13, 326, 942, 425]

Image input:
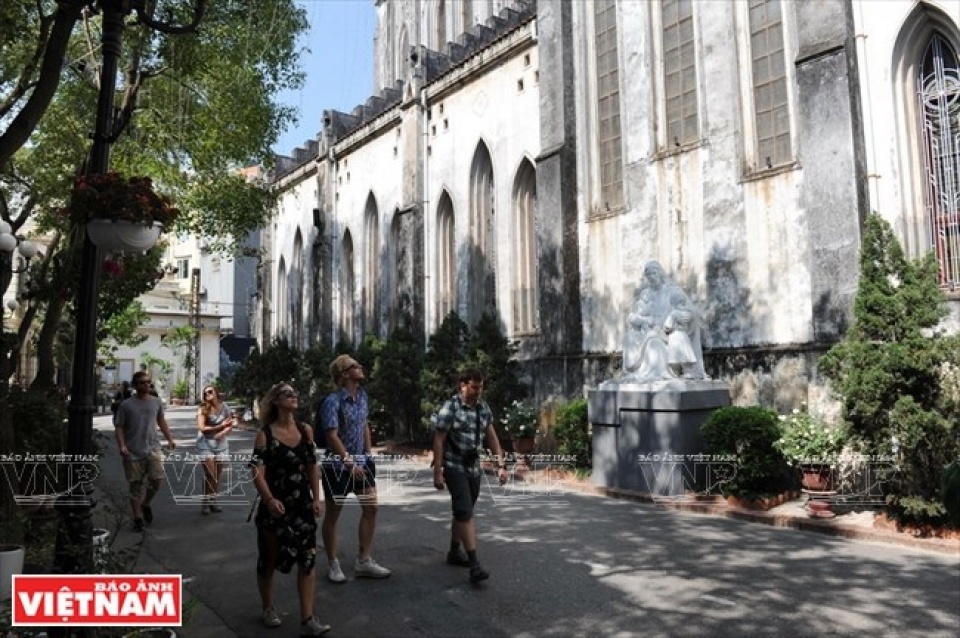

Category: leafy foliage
[700, 406, 791, 498]
[464, 311, 526, 423]
[418, 311, 528, 443]
[774, 409, 848, 467]
[66, 173, 179, 227]
[819, 214, 960, 525]
[231, 337, 301, 400]
[553, 398, 591, 468]
[500, 400, 538, 439]
[419, 312, 470, 433]
[230, 339, 334, 424]
[366, 326, 422, 442]
[97, 301, 149, 360]
[0, 0, 308, 396]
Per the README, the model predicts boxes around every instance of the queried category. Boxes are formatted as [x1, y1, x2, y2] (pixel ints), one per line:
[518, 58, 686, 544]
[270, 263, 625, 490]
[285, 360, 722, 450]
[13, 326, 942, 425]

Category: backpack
[314, 392, 346, 453]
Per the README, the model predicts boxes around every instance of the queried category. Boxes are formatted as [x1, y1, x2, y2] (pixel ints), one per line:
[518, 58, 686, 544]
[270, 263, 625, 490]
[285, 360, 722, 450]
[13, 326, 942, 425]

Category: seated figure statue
[622, 261, 707, 382]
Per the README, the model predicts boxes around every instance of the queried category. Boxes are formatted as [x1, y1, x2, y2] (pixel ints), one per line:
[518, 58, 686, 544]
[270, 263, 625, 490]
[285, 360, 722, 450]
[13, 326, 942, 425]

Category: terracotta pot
[512, 436, 536, 455]
[87, 219, 162, 253]
[800, 465, 835, 493]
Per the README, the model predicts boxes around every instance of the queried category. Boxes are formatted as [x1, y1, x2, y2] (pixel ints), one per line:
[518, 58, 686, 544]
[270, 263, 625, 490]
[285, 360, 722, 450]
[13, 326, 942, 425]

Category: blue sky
[274, 0, 375, 155]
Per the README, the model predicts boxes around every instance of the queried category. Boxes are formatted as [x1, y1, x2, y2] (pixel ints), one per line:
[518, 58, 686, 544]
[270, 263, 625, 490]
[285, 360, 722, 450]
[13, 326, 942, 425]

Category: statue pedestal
[588, 379, 730, 497]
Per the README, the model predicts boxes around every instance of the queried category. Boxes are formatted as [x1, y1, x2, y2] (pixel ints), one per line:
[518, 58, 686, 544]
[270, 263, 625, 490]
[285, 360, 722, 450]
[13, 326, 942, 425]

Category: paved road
[91, 407, 960, 638]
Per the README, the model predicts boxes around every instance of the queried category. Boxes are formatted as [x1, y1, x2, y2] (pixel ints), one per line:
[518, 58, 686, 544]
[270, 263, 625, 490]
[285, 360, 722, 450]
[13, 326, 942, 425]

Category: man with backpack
[432, 368, 508, 583]
[316, 354, 391, 583]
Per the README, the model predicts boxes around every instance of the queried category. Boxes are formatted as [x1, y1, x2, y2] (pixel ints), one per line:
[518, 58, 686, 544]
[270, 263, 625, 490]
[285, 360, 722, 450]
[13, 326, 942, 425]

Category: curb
[541, 474, 960, 556]
[381, 444, 960, 556]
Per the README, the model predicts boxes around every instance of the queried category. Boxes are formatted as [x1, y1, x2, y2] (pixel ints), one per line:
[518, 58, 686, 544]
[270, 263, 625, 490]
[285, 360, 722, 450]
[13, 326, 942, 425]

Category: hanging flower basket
[87, 219, 163, 253]
[67, 172, 178, 253]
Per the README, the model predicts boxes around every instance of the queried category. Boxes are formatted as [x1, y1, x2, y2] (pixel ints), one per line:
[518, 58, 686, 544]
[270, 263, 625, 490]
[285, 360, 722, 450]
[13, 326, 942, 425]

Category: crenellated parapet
[272, 139, 319, 180]
[326, 0, 536, 143]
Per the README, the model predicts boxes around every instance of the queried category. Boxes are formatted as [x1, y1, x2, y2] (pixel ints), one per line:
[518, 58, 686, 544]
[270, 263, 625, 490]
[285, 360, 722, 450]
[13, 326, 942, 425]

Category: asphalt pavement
[88, 406, 960, 638]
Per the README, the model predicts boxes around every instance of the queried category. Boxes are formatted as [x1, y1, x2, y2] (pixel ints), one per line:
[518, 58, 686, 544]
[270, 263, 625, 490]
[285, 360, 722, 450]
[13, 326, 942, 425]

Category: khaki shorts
[123, 448, 166, 496]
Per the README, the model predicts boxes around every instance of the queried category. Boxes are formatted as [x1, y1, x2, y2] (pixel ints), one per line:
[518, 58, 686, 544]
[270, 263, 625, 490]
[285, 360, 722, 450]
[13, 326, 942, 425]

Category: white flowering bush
[774, 409, 847, 467]
[500, 400, 538, 439]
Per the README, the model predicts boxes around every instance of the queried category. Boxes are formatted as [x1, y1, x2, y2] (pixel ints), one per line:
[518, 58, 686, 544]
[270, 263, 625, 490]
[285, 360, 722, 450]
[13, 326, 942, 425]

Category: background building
[264, 0, 960, 411]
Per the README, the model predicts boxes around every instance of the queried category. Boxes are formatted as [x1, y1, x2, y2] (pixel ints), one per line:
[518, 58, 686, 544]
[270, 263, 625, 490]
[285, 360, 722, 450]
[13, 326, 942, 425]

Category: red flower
[68, 172, 179, 228]
[102, 259, 123, 277]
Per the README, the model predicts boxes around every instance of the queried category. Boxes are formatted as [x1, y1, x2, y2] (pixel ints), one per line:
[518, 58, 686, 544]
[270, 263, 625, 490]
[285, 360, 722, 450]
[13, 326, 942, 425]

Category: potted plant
[774, 408, 848, 494]
[500, 400, 538, 454]
[68, 172, 179, 253]
[170, 378, 189, 406]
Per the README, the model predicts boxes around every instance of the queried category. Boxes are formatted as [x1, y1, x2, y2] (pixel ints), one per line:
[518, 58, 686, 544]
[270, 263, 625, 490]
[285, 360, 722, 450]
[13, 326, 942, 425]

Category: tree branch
[0, 11, 55, 120]
[133, 0, 206, 35]
[0, 2, 86, 168]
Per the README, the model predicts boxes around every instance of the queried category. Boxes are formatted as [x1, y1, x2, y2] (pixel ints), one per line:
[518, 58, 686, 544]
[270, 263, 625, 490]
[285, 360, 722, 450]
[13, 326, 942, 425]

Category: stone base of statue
[588, 379, 731, 497]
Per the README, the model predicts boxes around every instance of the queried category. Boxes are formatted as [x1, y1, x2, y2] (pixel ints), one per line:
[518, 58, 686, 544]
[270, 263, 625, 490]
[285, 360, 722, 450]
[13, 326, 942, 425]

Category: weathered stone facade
[265, 0, 960, 413]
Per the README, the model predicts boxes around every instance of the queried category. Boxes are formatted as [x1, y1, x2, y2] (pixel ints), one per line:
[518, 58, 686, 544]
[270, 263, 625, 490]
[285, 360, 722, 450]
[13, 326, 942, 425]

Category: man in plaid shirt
[432, 368, 507, 583]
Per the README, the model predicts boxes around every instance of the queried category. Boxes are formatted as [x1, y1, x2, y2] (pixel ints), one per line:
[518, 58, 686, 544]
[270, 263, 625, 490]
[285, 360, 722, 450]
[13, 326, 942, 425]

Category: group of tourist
[111, 356, 507, 637]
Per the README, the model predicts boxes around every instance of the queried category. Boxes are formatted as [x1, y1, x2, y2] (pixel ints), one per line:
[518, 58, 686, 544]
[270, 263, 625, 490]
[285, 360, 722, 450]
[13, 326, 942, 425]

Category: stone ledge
[514, 469, 960, 557]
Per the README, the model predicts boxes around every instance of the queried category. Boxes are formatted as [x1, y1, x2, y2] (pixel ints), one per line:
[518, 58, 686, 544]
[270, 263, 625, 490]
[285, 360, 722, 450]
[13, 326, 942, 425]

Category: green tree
[0, 0, 307, 391]
[163, 325, 197, 391]
[367, 326, 422, 442]
[419, 311, 470, 433]
[465, 311, 527, 427]
[230, 337, 302, 420]
[97, 300, 149, 361]
[820, 213, 960, 524]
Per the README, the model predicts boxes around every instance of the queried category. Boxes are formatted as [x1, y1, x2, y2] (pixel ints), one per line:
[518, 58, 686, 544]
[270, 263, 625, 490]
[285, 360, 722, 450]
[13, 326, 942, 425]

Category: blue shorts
[321, 458, 377, 502]
[195, 435, 229, 461]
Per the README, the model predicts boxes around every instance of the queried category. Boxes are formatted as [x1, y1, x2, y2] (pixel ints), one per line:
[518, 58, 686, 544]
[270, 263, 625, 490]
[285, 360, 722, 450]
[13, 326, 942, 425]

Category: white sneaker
[261, 606, 281, 628]
[327, 559, 346, 583]
[354, 556, 391, 579]
[300, 615, 332, 636]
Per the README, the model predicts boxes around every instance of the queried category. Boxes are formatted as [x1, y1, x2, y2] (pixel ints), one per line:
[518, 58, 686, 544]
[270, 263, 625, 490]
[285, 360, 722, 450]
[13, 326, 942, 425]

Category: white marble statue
[622, 261, 707, 382]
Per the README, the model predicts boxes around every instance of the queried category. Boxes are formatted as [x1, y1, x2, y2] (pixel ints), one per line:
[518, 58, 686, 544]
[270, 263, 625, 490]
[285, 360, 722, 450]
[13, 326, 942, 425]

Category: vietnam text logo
[12, 575, 181, 627]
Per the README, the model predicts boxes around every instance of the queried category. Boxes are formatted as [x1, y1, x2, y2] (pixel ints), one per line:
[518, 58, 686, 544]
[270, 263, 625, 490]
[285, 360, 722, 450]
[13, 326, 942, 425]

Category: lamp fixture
[0, 220, 38, 273]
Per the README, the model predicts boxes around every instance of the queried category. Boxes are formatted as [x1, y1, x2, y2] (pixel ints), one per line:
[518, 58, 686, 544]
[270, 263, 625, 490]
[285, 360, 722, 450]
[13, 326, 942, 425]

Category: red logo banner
[12, 575, 182, 626]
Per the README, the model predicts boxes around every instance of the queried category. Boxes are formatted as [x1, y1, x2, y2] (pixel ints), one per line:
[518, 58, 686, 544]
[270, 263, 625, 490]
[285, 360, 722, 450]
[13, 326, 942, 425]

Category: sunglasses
[204, 389, 217, 396]
[279, 389, 298, 399]
[136, 380, 152, 386]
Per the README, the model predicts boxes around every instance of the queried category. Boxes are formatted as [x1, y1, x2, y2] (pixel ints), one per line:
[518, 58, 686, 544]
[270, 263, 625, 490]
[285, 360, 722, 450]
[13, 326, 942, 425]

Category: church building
[262, 0, 960, 411]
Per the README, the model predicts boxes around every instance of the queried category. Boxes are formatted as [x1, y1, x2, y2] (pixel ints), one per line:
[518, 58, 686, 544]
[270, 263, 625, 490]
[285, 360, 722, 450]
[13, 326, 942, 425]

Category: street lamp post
[0, 223, 37, 478]
[54, 0, 128, 576]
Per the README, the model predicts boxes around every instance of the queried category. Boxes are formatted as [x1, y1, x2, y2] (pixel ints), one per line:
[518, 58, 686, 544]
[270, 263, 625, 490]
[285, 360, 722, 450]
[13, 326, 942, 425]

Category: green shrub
[819, 213, 960, 526]
[553, 398, 590, 468]
[942, 460, 960, 527]
[700, 406, 790, 498]
[8, 386, 66, 455]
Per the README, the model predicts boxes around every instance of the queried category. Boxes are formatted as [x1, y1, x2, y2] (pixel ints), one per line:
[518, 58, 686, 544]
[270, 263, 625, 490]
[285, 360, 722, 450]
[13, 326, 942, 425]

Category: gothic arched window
[919, 34, 960, 287]
[436, 191, 456, 326]
[292, 230, 303, 347]
[277, 257, 288, 340]
[363, 194, 380, 334]
[340, 231, 355, 345]
[468, 142, 496, 326]
[512, 160, 538, 333]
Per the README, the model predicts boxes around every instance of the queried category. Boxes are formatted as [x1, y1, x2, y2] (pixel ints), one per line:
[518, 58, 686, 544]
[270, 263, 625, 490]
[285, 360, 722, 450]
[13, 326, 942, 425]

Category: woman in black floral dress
[250, 382, 330, 636]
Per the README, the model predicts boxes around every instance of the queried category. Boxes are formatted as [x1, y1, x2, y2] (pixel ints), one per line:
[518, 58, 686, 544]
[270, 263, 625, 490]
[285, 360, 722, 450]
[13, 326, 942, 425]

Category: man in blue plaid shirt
[433, 368, 507, 583]
[319, 354, 391, 583]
